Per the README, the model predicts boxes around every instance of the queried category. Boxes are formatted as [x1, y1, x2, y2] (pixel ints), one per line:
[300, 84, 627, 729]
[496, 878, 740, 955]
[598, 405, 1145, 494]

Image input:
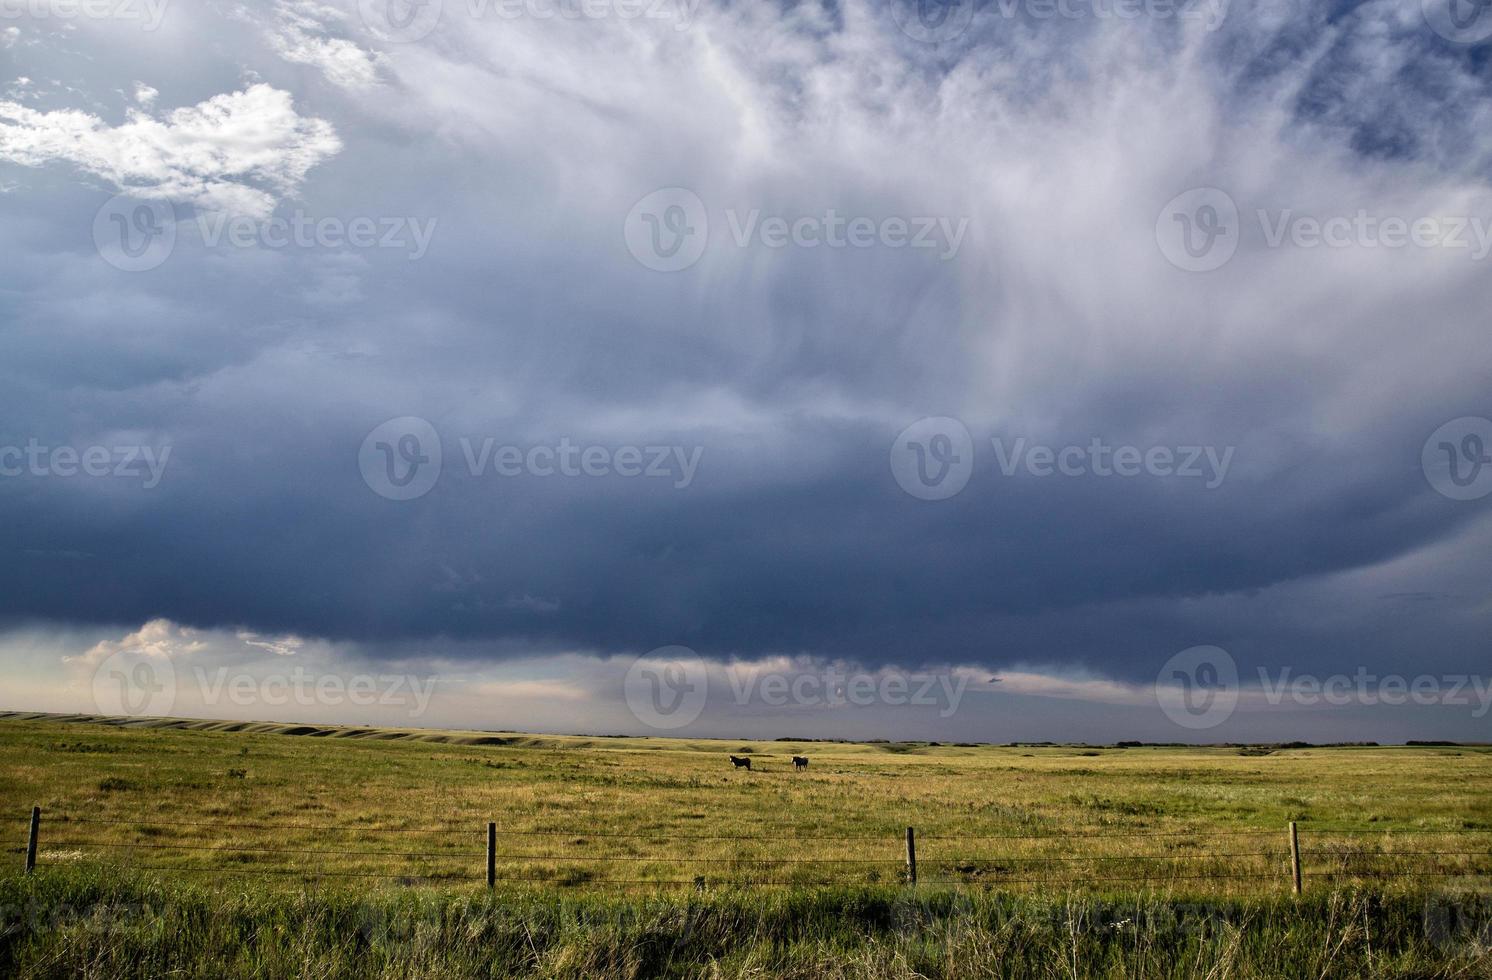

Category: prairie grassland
[1, 713, 1490, 978]
[0, 712, 1488, 894]
[3, 868, 1491, 979]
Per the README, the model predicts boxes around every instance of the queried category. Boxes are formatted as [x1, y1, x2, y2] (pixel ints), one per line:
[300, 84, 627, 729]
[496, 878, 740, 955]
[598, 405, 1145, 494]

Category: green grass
[0, 713, 1489, 976]
[1, 712, 1489, 892]
[2, 865, 1490, 978]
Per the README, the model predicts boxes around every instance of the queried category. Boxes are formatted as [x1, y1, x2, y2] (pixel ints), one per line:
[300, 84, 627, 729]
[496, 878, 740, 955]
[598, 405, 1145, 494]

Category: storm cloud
[1, 0, 1490, 729]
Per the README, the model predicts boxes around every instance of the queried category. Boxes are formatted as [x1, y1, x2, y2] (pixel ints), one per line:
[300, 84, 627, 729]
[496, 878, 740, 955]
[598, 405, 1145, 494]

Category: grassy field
[1, 712, 1490, 976]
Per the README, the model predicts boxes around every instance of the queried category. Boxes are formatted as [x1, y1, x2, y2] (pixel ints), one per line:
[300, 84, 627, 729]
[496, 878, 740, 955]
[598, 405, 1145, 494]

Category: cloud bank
[0, 0, 1489, 738]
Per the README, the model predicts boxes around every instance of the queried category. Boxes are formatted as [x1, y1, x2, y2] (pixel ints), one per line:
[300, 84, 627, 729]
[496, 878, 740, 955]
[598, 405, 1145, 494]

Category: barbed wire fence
[9, 808, 1492, 892]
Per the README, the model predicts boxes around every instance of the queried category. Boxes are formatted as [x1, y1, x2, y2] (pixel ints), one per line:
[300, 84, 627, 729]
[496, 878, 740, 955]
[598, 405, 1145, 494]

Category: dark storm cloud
[0, 0, 1490, 688]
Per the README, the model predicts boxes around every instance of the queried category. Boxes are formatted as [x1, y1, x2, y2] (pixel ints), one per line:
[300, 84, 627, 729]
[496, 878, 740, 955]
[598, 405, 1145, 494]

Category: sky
[0, 0, 1490, 743]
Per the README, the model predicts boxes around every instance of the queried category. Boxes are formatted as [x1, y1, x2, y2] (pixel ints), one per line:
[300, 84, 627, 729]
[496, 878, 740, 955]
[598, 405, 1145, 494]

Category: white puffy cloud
[69, 618, 208, 668]
[0, 83, 341, 217]
[257, 0, 382, 91]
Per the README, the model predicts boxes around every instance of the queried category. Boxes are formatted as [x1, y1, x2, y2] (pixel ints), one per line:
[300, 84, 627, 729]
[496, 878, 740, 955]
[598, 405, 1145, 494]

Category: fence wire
[18, 812, 1492, 891]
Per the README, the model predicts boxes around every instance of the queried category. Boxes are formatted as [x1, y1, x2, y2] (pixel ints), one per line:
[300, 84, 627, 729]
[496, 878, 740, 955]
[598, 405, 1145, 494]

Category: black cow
[792, 756, 809, 771]
[729, 755, 752, 770]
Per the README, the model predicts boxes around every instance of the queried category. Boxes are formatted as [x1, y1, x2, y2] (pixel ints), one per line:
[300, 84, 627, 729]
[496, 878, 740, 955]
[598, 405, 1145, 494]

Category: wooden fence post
[1288, 821, 1302, 895]
[694, 875, 705, 894]
[905, 826, 917, 885]
[487, 822, 496, 890]
[26, 806, 40, 874]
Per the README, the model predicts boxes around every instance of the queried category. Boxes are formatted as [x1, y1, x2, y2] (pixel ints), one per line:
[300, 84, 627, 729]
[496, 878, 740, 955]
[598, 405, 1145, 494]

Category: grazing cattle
[729, 755, 752, 770]
[792, 756, 808, 771]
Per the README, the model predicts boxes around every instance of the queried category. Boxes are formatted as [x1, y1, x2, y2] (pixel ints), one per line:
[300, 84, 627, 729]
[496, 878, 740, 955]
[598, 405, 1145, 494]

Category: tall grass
[2, 718, 1490, 976]
[2, 867, 1489, 979]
